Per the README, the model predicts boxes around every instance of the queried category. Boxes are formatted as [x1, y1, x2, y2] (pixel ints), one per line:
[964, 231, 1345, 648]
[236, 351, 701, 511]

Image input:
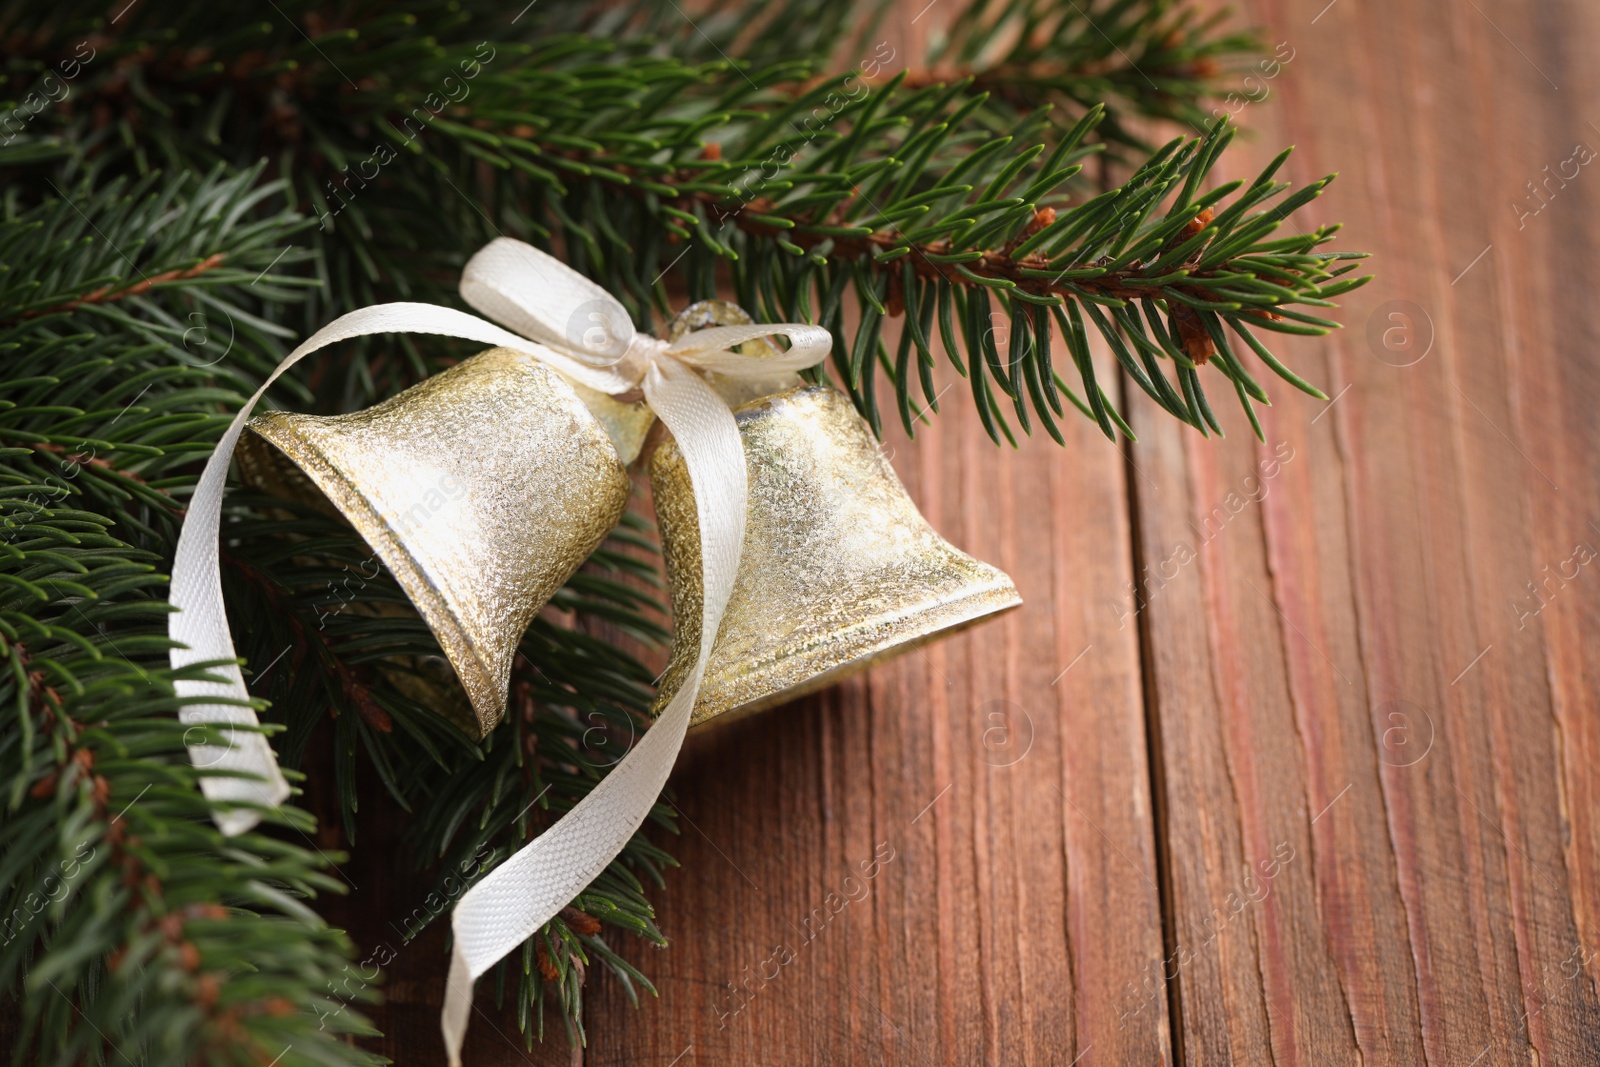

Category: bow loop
[460, 238, 639, 393]
[462, 238, 829, 394]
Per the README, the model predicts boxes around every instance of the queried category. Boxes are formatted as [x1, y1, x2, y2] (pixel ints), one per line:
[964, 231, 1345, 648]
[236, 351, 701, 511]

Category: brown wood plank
[1504, 0, 1600, 1044]
[1130, 0, 1600, 1062]
[1430, 0, 1600, 1056]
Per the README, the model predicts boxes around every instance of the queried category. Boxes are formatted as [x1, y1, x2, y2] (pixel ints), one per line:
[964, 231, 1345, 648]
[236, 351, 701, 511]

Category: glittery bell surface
[650, 383, 1022, 728]
[240, 347, 631, 737]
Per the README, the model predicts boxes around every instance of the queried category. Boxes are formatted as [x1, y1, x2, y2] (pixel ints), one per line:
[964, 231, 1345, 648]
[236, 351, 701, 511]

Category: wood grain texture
[346, 2, 1600, 1065]
[1129, 0, 1600, 1064]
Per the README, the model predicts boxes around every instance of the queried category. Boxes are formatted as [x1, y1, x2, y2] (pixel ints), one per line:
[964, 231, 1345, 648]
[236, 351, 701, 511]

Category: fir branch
[410, 68, 1369, 440]
[920, 0, 1262, 148]
[12, 252, 227, 321]
[0, 1, 1342, 440]
[0, 163, 320, 415]
[550, 0, 897, 74]
[608, 0, 1257, 145]
[0, 163, 383, 1067]
[0, 486, 382, 1067]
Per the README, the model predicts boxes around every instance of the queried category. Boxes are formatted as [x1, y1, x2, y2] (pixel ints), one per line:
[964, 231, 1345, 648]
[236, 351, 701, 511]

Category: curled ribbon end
[441, 943, 473, 1067]
[183, 715, 290, 836]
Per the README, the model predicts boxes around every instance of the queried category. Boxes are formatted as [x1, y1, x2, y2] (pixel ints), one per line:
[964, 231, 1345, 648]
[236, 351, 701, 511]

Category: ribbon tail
[442, 358, 745, 1063]
[169, 302, 564, 835]
[441, 941, 473, 1066]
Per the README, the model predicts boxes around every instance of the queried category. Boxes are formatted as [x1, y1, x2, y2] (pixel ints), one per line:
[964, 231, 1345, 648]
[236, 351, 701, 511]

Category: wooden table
[370, 1, 1600, 1063]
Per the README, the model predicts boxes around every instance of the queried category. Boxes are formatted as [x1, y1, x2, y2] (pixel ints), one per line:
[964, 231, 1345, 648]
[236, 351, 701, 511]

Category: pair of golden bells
[240, 303, 1021, 735]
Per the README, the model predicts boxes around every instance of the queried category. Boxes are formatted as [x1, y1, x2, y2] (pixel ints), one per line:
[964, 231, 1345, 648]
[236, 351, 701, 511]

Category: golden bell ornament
[237, 346, 648, 737]
[650, 379, 1023, 728]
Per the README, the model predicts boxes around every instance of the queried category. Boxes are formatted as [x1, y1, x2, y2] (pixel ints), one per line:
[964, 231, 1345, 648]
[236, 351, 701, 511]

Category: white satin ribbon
[165, 238, 830, 1061]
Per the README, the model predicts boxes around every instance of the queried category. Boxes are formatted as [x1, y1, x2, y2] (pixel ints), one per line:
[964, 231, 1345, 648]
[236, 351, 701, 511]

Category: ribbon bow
[167, 238, 830, 1064]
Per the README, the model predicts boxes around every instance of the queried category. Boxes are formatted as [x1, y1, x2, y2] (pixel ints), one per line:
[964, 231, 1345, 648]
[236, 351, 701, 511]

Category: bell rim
[669, 570, 1023, 729]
